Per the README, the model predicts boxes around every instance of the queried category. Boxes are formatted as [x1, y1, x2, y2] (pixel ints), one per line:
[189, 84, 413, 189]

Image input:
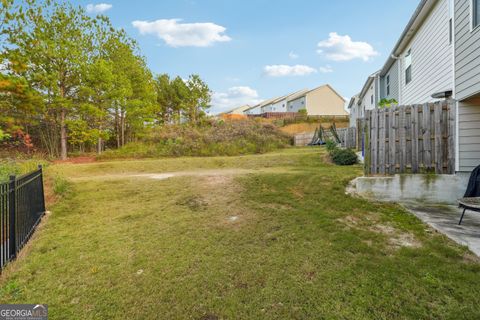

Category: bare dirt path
[69, 167, 291, 182]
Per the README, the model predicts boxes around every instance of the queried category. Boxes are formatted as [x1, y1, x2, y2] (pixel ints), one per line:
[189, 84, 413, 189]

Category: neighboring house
[357, 71, 381, 117]
[242, 85, 346, 117]
[266, 90, 308, 113]
[244, 97, 278, 115]
[347, 95, 361, 127]
[223, 105, 251, 115]
[244, 104, 262, 115]
[379, 59, 400, 103]
[262, 95, 287, 113]
[286, 90, 309, 112]
[454, 0, 480, 172]
[286, 85, 347, 116]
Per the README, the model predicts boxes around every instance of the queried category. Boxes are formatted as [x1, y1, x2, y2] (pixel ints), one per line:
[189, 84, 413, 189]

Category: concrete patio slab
[403, 204, 480, 256]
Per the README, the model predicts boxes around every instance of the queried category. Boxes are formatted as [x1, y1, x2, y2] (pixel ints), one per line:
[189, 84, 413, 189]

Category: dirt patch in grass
[338, 215, 362, 228]
[372, 224, 422, 249]
[53, 156, 96, 164]
[337, 214, 422, 249]
[175, 195, 209, 212]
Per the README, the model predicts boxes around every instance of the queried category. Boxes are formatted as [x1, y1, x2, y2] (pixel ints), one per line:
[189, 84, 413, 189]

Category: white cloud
[289, 52, 299, 59]
[263, 64, 317, 77]
[132, 19, 231, 47]
[319, 65, 333, 73]
[211, 86, 261, 113]
[86, 3, 112, 14]
[317, 32, 379, 62]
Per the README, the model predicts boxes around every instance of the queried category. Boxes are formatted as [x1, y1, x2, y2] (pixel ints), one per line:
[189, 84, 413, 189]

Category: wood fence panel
[411, 105, 419, 173]
[434, 103, 443, 173]
[388, 107, 396, 174]
[399, 107, 407, 172]
[379, 109, 386, 175]
[371, 109, 378, 174]
[364, 100, 456, 175]
[423, 103, 432, 170]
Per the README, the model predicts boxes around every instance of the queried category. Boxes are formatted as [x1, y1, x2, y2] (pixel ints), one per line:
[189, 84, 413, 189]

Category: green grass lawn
[1, 148, 480, 319]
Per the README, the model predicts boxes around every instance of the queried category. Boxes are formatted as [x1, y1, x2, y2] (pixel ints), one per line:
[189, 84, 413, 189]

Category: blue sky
[77, 0, 419, 113]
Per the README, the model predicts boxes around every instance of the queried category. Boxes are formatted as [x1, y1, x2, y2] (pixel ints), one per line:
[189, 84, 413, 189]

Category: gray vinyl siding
[400, 0, 454, 105]
[458, 99, 480, 171]
[245, 106, 261, 115]
[455, 0, 480, 100]
[287, 96, 306, 112]
[380, 60, 400, 102]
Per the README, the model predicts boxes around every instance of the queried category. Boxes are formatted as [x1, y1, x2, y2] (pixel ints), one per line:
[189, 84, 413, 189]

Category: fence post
[8, 175, 16, 259]
[38, 165, 46, 214]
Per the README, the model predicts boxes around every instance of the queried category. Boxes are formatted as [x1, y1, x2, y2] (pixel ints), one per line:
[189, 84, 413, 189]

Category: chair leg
[459, 208, 467, 225]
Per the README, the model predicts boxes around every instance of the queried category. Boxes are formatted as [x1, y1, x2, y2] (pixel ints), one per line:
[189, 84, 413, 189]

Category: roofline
[358, 71, 380, 100]
[287, 84, 346, 102]
[223, 104, 251, 114]
[347, 95, 359, 109]
[285, 88, 310, 102]
[270, 95, 289, 104]
[380, 0, 437, 76]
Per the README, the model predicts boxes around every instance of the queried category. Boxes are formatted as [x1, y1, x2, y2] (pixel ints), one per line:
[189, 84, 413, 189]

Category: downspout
[451, 0, 459, 172]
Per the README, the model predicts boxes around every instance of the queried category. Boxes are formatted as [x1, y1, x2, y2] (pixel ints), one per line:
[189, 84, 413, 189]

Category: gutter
[379, 0, 436, 76]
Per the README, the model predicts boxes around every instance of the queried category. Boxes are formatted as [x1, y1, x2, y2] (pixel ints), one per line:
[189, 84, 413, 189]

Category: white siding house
[287, 96, 307, 112]
[244, 104, 262, 115]
[347, 95, 361, 127]
[379, 59, 400, 102]
[398, 0, 454, 105]
[455, 0, 480, 172]
[265, 96, 288, 112]
[356, 71, 381, 118]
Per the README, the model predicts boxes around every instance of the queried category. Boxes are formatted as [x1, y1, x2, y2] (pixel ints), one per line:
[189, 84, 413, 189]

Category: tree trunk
[115, 107, 120, 148]
[60, 108, 67, 160]
[97, 137, 103, 154]
[121, 109, 125, 147]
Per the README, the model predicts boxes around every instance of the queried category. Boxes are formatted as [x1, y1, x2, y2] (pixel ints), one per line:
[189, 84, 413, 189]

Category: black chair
[458, 164, 480, 225]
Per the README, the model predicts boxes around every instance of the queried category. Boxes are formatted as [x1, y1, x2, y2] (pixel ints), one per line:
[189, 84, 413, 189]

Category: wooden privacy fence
[342, 127, 357, 149]
[364, 100, 456, 175]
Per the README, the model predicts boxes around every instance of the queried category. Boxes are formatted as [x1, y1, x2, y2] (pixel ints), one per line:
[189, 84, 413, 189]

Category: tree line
[0, 0, 211, 159]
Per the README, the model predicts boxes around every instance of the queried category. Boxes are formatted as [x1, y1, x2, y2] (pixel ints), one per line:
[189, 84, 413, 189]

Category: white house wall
[245, 106, 261, 115]
[269, 99, 288, 112]
[380, 60, 400, 102]
[361, 82, 377, 111]
[287, 96, 306, 112]
[399, 0, 454, 105]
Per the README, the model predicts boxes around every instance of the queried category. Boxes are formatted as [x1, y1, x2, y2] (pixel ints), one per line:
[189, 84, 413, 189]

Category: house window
[405, 49, 412, 84]
[474, 0, 480, 29]
[449, 18, 453, 44]
[371, 95, 373, 105]
[386, 74, 390, 96]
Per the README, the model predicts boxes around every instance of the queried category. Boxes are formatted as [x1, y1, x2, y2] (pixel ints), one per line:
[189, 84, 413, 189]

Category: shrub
[325, 140, 337, 152]
[0, 159, 47, 183]
[330, 148, 358, 166]
[99, 119, 292, 159]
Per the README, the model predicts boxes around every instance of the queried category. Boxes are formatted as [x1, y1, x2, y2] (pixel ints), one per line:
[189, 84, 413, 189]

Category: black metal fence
[0, 166, 46, 269]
